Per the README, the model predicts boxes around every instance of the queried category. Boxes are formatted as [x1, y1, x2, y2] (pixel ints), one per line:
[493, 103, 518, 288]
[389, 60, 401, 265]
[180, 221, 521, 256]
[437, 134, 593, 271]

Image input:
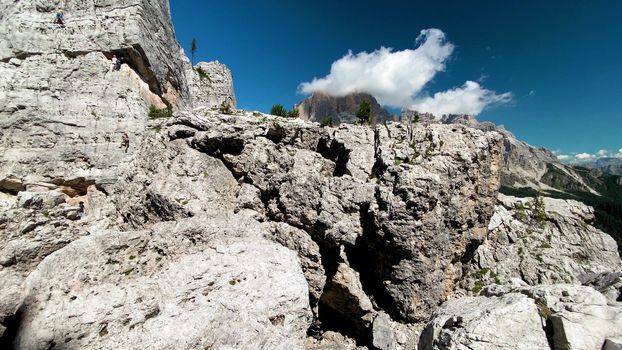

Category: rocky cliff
[296, 92, 392, 124]
[0, 0, 235, 189]
[0, 1, 621, 350]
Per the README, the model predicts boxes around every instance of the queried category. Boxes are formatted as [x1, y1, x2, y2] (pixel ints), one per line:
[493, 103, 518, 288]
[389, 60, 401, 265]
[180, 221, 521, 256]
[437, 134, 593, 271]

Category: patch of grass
[472, 268, 491, 279]
[219, 100, 234, 115]
[252, 111, 262, 117]
[148, 105, 173, 119]
[536, 300, 551, 320]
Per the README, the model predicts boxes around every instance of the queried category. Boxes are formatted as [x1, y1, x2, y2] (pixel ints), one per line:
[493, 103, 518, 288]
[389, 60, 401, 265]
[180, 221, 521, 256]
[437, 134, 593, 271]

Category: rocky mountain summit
[296, 92, 392, 125]
[0, 1, 621, 350]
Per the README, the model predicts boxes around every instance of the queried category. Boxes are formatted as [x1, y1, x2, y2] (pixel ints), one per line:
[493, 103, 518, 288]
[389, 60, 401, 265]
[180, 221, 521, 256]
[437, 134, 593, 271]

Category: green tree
[356, 100, 372, 125]
[270, 104, 287, 117]
[320, 116, 334, 127]
[190, 38, 197, 66]
[287, 107, 300, 119]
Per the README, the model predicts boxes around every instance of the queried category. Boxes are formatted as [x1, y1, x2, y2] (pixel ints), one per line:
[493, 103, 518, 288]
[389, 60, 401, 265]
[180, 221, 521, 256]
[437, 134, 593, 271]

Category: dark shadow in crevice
[0, 305, 24, 350]
[343, 202, 405, 323]
[190, 136, 245, 159]
[103, 45, 162, 97]
[316, 136, 351, 177]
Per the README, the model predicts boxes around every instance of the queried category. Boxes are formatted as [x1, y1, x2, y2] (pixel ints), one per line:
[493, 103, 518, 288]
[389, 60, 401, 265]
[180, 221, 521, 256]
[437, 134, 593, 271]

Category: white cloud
[410, 81, 513, 116]
[557, 154, 571, 161]
[528, 90, 536, 96]
[298, 28, 512, 115]
[575, 153, 595, 160]
[596, 149, 609, 157]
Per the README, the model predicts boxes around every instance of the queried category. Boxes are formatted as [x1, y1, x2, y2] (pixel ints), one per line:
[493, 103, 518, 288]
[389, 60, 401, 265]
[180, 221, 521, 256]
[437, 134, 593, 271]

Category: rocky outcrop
[296, 92, 392, 124]
[186, 60, 236, 109]
[419, 293, 550, 350]
[421, 283, 622, 350]
[150, 110, 502, 341]
[0, 0, 235, 188]
[462, 194, 621, 293]
[403, 112, 597, 193]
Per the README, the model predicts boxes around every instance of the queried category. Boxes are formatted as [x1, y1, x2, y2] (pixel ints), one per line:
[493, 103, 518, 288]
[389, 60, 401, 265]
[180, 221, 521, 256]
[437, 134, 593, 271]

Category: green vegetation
[148, 105, 173, 119]
[534, 191, 547, 228]
[320, 116, 335, 127]
[515, 202, 527, 221]
[501, 165, 622, 252]
[219, 100, 234, 115]
[270, 104, 287, 117]
[286, 108, 299, 119]
[356, 100, 372, 125]
[270, 104, 299, 118]
[195, 66, 210, 80]
[252, 111, 262, 117]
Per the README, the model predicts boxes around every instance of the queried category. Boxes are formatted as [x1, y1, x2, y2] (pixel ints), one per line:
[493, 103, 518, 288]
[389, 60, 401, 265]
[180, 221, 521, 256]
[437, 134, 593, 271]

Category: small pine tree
[320, 116, 334, 127]
[287, 107, 300, 119]
[356, 100, 372, 125]
[534, 190, 547, 228]
[270, 104, 287, 117]
[190, 38, 197, 66]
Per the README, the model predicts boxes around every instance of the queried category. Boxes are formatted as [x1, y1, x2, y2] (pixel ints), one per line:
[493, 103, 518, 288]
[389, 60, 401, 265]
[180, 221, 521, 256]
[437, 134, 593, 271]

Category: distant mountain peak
[296, 92, 392, 124]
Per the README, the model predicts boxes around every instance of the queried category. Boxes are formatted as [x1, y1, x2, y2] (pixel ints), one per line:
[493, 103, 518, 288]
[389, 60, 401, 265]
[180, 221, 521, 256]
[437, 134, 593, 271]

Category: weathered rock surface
[1, 1, 620, 349]
[0, 0, 235, 187]
[422, 283, 622, 350]
[186, 60, 236, 109]
[419, 293, 550, 350]
[16, 216, 311, 350]
[169, 112, 502, 328]
[406, 112, 599, 194]
[483, 284, 622, 350]
[462, 194, 621, 293]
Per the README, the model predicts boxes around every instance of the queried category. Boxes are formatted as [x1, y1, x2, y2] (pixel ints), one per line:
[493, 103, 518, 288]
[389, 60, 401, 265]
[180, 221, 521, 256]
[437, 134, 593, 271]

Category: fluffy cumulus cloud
[557, 154, 571, 161]
[410, 81, 512, 115]
[299, 28, 512, 115]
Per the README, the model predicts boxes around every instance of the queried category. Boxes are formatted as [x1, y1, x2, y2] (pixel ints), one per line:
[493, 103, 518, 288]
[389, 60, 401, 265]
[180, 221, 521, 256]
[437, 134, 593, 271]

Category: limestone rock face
[0, 0, 234, 190]
[186, 61, 236, 109]
[423, 283, 622, 350]
[418, 293, 550, 350]
[462, 194, 622, 293]
[0, 0, 187, 186]
[164, 112, 503, 326]
[16, 217, 311, 350]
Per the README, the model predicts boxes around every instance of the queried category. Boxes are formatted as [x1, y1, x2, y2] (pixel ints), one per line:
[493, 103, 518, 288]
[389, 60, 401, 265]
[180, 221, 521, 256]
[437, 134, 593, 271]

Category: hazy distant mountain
[581, 157, 622, 176]
[296, 92, 392, 124]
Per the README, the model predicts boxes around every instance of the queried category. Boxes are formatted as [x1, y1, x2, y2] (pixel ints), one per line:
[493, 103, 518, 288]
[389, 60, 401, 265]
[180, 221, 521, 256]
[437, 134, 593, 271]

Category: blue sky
[170, 1, 622, 161]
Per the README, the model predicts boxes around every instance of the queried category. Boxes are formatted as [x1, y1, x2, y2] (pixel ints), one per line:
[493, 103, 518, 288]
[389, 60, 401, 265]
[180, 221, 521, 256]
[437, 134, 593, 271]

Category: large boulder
[418, 293, 550, 350]
[14, 216, 312, 349]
